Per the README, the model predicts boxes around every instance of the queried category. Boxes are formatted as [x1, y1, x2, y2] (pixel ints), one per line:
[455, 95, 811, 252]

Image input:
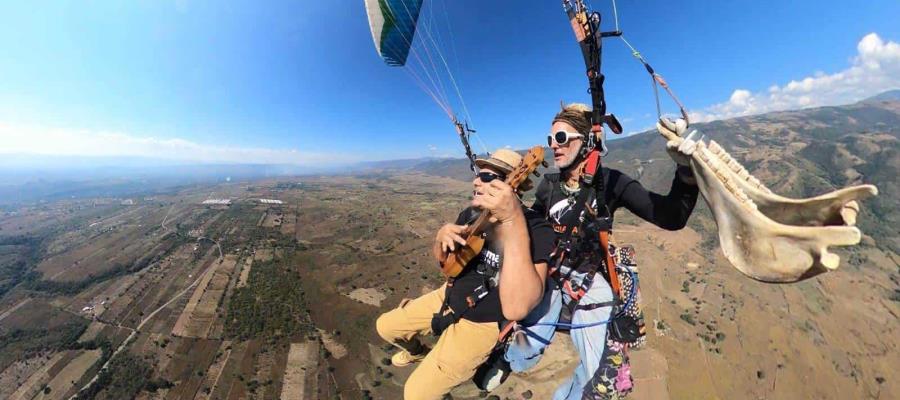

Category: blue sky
[1, 0, 898, 165]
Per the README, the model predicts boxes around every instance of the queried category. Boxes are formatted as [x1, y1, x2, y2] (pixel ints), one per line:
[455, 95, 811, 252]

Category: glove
[657, 117, 687, 139]
[666, 139, 698, 167]
[659, 117, 699, 167]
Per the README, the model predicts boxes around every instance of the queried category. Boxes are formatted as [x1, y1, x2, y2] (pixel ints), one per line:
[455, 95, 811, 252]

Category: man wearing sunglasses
[501, 103, 700, 399]
[375, 149, 555, 400]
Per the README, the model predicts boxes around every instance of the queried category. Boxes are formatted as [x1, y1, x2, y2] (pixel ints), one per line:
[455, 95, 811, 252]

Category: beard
[554, 156, 575, 169]
[554, 143, 583, 169]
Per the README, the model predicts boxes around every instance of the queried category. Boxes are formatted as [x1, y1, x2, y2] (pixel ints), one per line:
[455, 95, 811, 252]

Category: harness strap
[575, 299, 617, 311]
[433, 274, 502, 337]
[467, 282, 491, 308]
[497, 320, 517, 342]
[562, 279, 583, 300]
[431, 278, 458, 336]
[582, 146, 602, 184]
[561, 268, 595, 302]
[521, 326, 552, 346]
[599, 231, 621, 296]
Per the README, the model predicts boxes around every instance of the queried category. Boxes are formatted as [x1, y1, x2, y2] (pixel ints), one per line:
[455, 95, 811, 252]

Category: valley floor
[0, 173, 897, 399]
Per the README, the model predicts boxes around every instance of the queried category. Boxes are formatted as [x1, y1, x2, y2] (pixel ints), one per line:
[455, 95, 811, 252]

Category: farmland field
[0, 168, 896, 399]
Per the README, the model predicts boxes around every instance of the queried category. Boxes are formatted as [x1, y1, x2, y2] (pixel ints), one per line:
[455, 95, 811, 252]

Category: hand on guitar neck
[472, 179, 524, 226]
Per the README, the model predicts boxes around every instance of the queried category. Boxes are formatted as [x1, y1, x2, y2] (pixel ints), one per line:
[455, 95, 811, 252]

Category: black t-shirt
[532, 166, 699, 237]
[444, 206, 555, 323]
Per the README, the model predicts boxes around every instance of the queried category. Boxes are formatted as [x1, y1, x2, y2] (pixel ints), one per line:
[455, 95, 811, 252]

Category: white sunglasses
[547, 130, 584, 146]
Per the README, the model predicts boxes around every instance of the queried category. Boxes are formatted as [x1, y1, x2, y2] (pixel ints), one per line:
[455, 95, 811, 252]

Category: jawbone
[663, 131, 878, 283]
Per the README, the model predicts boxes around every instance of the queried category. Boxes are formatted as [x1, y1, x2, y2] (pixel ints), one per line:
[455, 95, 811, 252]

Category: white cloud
[690, 33, 900, 122]
[0, 123, 354, 166]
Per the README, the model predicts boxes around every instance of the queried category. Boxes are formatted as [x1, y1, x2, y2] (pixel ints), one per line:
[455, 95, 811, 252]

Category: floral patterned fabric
[582, 244, 644, 399]
[583, 337, 633, 399]
[613, 245, 646, 349]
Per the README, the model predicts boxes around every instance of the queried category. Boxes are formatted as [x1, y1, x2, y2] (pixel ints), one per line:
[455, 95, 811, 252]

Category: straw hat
[475, 149, 534, 192]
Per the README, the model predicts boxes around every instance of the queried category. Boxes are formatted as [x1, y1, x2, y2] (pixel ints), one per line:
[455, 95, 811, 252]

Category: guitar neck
[467, 212, 492, 237]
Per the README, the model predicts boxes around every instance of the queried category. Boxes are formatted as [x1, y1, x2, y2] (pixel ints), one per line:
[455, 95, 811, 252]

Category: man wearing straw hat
[376, 148, 556, 400]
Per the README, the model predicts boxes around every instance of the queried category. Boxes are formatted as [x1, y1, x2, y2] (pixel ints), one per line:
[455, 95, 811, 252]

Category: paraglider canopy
[364, 0, 424, 66]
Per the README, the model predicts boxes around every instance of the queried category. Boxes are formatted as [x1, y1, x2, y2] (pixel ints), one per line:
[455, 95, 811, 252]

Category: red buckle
[498, 321, 517, 342]
[582, 148, 601, 185]
[584, 149, 600, 175]
[563, 280, 585, 301]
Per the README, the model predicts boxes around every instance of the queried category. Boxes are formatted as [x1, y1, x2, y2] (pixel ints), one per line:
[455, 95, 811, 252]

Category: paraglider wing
[364, 0, 424, 66]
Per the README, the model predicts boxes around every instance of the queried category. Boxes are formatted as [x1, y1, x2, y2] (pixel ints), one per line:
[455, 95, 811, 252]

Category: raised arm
[607, 167, 699, 230]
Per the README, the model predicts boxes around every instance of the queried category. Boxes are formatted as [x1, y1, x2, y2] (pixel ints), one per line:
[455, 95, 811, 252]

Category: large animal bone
[659, 126, 878, 283]
[704, 140, 876, 227]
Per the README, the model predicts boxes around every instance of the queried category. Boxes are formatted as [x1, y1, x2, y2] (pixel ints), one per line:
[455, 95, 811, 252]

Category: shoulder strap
[552, 151, 622, 297]
[599, 231, 620, 296]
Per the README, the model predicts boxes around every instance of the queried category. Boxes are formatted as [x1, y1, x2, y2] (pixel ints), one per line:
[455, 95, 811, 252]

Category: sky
[0, 0, 898, 166]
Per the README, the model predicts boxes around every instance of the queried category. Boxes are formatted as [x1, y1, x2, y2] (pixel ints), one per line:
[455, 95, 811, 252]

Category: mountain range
[387, 91, 900, 254]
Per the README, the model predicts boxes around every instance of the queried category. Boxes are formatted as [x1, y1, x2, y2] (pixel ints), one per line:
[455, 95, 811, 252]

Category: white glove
[657, 117, 687, 139]
[666, 136, 699, 167]
[659, 117, 699, 167]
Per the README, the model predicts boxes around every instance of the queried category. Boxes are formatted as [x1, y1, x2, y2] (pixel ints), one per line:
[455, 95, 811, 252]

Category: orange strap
[498, 321, 517, 342]
[599, 231, 620, 297]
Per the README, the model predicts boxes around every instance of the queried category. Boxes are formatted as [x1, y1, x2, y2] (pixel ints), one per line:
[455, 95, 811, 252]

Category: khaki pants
[375, 285, 500, 400]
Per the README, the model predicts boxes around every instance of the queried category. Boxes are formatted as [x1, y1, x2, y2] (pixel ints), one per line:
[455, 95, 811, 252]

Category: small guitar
[439, 146, 547, 278]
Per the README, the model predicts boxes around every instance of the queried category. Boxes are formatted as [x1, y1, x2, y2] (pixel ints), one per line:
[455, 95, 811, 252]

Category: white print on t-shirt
[476, 247, 502, 287]
[548, 197, 596, 226]
[479, 249, 500, 269]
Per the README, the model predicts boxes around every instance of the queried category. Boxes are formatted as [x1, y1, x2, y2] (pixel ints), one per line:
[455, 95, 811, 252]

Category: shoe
[476, 364, 509, 391]
[473, 350, 511, 391]
[391, 350, 426, 367]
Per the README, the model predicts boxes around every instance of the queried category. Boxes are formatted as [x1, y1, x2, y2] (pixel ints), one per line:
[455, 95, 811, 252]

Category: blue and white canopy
[364, 0, 424, 66]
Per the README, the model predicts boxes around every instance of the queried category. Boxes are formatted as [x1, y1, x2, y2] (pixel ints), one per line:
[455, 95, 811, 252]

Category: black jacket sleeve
[524, 208, 555, 264]
[606, 166, 699, 230]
